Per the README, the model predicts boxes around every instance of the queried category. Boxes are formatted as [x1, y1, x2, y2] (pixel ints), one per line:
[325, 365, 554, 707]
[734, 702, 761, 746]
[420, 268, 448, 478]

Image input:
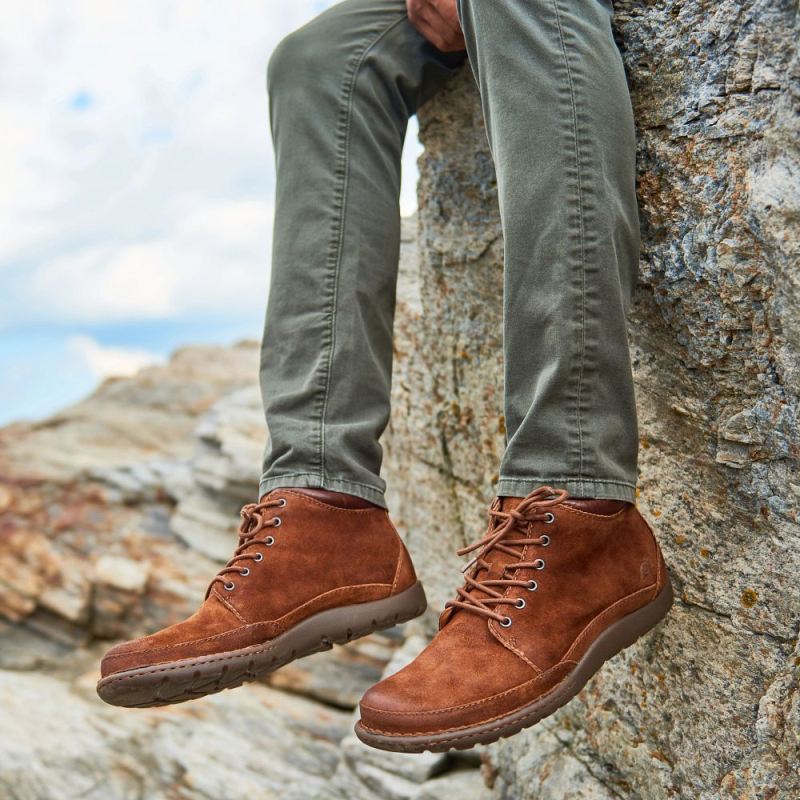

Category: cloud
[0, 1, 420, 328]
[0, 1, 423, 423]
[0, 2, 320, 308]
[19, 199, 274, 325]
[67, 335, 162, 379]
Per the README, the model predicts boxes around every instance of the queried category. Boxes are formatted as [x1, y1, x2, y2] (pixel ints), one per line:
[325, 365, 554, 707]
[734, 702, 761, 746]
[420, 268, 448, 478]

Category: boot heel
[589, 579, 674, 668]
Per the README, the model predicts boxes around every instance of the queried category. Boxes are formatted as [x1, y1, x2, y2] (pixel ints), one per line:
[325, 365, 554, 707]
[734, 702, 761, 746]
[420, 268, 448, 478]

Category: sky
[0, 0, 423, 425]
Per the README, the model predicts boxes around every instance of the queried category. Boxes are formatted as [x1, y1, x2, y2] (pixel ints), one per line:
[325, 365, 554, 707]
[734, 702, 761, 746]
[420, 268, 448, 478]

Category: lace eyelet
[277, 498, 287, 507]
[224, 581, 235, 591]
[540, 534, 550, 547]
[240, 568, 250, 577]
[499, 616, 513, 628]
[515, 598, 526, 609]
[545, 512, 555, 524]
[533, 558, 546, 570]
[272, 517, 282, 527]
[265, 536, 275, 546]
[527, 580, 538, 591]
[253, 552, 264, 562]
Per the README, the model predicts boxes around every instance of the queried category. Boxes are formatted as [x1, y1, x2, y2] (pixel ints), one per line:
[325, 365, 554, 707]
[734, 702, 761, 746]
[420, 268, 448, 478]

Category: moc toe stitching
[359, 662, 574, 731]
[100, 637, 286, 685]
[99, 623, 262, 677]
[359, 662, 579, 737]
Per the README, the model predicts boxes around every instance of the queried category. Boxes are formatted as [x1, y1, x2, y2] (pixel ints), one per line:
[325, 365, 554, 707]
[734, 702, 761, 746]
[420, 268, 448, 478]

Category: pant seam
[496, 476, 636, 502]
[259, 471, 386, 493]
[552, 0, 588, 481]
[317, 12, 409, 488]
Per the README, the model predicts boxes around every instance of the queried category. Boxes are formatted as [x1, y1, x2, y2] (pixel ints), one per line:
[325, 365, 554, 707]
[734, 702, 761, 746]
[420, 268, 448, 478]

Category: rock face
[384, 2, 799, 798]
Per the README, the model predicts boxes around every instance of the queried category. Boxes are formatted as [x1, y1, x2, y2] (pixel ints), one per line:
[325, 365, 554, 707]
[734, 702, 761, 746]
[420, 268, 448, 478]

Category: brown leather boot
[355, 486, 672, 752]
[97, 488, 426, 707]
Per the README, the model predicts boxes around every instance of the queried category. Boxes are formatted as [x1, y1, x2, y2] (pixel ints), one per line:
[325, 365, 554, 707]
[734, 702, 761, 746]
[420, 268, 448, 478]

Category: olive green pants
[260, 0, 640, 509]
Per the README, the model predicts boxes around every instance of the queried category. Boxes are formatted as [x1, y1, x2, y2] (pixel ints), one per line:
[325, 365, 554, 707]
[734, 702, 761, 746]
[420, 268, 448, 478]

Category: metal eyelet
[527, 580, 538, 591]
[540, 534, 550, 547]
[224, 581, 235, 591]
[265, 536, 275, 546]
[240, 568, 250, 577]
[533, 558, 546, 570]
[499, 616, 513, 628]
[272, 517, 282, 527]
[277, 498, 287, 507]
[515, 598, 526, 609]
[253, 552, 264, 562]
[545, 512, 555, 524]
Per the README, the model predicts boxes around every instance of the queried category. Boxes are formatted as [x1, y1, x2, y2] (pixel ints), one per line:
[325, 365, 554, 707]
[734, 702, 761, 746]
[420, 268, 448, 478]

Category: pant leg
[457, 0, 640, 502]
[260, 0, 466, 508]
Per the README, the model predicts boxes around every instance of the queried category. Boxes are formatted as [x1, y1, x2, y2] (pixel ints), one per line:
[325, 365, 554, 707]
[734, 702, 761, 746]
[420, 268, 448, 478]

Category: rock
[0, 342, 259, 484]
[93, 555, 149, 593]
[486, 723, 618, 800]
[171, 386, 266, 561]
[381, 2, 800, 796]
[0, 528, 91, 625]
[0, 663, 352, 800]
[0, 343, 260, 642]
[0, 484, 13, 512]
[171, 487, 240, 561]
[416, 769, 493, 800]
[266, 635, 397, 710]
[90, 458, 193, 504]
[192, 386, 266, 498]
[341, 734, 446, 785]
[36, 550, 91, 624]
[91, 555, 152, 638]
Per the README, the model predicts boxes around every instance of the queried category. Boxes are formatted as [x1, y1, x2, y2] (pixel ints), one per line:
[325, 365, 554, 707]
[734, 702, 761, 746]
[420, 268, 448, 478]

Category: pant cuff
[495, 476, 636, 503]
[258, 472, 388, 510]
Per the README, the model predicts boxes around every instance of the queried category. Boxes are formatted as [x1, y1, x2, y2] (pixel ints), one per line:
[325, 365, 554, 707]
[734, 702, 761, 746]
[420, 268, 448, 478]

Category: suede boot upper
[100, 488, 418, 679]
[359, 487, 669, 738]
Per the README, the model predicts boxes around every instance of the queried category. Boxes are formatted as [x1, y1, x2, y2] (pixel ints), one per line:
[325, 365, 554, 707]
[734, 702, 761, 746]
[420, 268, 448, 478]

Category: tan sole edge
[96, 581, 427, 708]
[354, 580, 673, 753]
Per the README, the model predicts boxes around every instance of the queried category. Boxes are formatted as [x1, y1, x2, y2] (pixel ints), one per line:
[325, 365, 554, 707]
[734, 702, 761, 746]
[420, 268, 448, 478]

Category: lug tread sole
[96, 582, 427, 708]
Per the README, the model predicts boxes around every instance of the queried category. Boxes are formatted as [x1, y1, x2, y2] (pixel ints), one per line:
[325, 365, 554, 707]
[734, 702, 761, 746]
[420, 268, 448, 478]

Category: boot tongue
[498, 496, 524, 514]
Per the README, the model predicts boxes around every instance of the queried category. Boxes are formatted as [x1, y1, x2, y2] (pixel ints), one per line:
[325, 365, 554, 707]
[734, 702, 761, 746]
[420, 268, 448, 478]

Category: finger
[422, 3, 465, 51]
[447, 32, 466, 52]
[434, 31, 466, 52]
[410, 8, 449, 50]
[417, 21, 449, 51]
[427, 1, 462, 36]
[416, 6, 464, 52]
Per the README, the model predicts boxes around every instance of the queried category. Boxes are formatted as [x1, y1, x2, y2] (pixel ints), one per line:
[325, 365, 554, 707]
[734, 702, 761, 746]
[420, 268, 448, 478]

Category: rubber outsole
[354, 580, 674, 753]
[96, 581, 427, 708]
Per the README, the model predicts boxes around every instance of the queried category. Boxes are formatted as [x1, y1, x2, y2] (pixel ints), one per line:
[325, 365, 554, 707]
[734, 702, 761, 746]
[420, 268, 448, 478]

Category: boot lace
[206, 497, 286, 597]
[444, 486, 569, 625]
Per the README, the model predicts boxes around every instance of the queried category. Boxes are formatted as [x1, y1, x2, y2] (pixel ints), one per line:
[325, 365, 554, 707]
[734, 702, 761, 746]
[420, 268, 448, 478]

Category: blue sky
[0, 1, 422, 424]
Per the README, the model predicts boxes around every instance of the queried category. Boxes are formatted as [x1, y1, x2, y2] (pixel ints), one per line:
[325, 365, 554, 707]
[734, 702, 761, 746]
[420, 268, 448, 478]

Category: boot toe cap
[359, 673, 431, 735]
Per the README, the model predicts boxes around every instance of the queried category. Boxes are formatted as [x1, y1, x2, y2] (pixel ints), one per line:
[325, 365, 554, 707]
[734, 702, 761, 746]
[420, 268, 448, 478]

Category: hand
[406, 0, 466, 52]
